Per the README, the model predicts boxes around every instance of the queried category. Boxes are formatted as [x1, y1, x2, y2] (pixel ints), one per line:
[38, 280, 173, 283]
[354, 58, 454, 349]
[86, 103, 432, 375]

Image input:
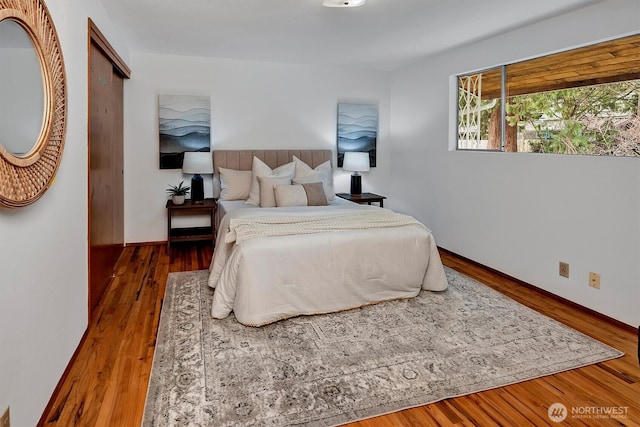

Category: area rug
[142, 267, 623, 427]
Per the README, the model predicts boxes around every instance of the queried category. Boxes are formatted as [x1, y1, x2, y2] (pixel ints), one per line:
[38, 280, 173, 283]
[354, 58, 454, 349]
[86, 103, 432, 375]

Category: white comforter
[208, 204, 448, 326]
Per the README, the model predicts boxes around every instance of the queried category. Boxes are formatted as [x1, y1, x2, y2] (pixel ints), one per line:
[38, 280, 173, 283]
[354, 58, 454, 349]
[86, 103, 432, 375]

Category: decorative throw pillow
[292, 156, 334, 200]
[257, 175, 292, 208]
[292, 172, 323, 186]
[301, 182, 328, 206]
[218, 167, 252, 200]
[274, 185, 308, 207]
[247, 157, 296, 205]
[274, 182, 328, 207]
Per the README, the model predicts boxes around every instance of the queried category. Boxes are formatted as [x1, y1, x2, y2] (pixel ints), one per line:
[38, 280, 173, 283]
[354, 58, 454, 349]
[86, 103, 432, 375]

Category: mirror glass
[0, 19, 44, 157]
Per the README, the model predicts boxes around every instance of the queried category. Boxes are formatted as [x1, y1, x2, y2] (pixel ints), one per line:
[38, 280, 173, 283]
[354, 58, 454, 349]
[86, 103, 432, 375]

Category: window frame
[454, 32, 640, 155]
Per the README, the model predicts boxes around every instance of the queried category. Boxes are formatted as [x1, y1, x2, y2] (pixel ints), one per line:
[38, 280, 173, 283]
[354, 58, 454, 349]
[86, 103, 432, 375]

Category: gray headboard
[213, 149, 332, 174]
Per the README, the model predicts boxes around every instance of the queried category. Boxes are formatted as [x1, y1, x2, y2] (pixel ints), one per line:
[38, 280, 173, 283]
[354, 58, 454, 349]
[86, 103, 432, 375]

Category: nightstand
[336, 192, 387, 207]
[166, 198, 217, 253]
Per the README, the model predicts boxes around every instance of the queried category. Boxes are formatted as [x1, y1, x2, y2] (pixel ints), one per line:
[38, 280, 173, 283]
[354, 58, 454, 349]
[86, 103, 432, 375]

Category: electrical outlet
[1, 407, 9, 427]
[589, 272, 601, 289]
[559, 262, 569, 278]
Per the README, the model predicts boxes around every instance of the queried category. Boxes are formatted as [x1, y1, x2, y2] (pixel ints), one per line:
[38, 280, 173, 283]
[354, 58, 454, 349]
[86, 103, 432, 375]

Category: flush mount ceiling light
[323, 0, 366, 7]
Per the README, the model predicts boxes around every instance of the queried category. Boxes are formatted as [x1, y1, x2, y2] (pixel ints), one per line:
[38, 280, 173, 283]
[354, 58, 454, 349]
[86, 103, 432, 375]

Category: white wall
[124, 53, 391, 243]
[390, 0, 640, 326]
[0, 1, 129, 426]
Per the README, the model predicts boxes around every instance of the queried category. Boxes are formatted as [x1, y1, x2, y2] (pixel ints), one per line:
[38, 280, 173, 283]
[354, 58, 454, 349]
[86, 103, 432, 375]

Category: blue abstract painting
[159, 95, 211, 169]
[337, 103, 377, 167]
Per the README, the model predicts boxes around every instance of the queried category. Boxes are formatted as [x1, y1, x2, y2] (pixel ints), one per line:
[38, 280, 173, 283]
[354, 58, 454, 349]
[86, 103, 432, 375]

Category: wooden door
[88, 40, 125, 319]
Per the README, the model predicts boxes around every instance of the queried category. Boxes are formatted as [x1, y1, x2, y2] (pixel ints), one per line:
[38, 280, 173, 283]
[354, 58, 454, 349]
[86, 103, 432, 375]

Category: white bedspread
[208, 204, 448, 326]
[226, 210, 425, 244]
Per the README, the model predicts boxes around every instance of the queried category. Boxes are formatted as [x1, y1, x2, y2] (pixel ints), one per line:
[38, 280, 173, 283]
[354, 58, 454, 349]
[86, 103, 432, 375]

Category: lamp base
[350, 174, 362, 195]
[191, 174, 204, 203]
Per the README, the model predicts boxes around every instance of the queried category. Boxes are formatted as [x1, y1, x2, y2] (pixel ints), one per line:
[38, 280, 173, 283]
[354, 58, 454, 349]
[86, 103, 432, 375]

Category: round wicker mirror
[0, 0, 66, 208]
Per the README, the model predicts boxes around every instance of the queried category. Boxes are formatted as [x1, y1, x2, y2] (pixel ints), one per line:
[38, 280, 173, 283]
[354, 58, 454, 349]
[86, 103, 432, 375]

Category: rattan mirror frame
[0, 0, 66, 208]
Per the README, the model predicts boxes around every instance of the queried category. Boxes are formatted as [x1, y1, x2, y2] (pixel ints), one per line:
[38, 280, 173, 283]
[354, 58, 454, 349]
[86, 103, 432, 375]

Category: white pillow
[246, 157, 296, 205]
[274, 183, 328, 207]
[292, 155, 334, 200]
[218, 167, 252, 200]
[293, 172, 323, 185]
[274, 185, 308, 207]
[257, 175, 292, 208]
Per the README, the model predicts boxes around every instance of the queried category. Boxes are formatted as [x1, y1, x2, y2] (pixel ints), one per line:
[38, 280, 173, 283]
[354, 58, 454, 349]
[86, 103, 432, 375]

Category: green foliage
[507, 80, 640, 155]
[166, 181, 190, 196]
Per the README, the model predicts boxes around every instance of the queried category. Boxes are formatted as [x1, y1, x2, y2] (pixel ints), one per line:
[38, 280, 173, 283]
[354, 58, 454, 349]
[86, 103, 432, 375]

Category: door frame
[88, 19, 131, 320]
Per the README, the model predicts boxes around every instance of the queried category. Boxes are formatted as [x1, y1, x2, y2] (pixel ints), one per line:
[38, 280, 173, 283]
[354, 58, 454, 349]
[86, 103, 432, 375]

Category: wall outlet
[589, 272, 601, 289]
[559, 262, 569, 278]
[1, 407, 9, 427]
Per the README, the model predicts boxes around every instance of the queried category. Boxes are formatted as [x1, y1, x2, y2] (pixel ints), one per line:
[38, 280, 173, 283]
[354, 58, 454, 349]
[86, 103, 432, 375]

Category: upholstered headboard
[213, 150, 332, 174]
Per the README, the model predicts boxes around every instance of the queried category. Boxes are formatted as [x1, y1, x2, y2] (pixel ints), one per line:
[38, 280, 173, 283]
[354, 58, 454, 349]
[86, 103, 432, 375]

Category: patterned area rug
[143, 267, 623, 426]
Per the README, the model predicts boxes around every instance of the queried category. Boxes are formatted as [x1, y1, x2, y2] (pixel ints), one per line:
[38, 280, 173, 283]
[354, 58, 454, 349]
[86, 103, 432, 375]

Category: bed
[208, 149, 448, 326]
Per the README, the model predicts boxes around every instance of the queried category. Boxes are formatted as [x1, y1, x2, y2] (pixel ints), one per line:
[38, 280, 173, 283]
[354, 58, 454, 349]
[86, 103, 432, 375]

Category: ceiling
[99, 0, 603, 71]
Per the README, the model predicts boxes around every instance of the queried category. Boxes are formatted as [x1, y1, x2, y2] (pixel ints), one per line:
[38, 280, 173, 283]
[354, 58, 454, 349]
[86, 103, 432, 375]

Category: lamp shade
[182, 152, 213, 203]
[342, 152, 370, 172]
[182, 152, 213, 174]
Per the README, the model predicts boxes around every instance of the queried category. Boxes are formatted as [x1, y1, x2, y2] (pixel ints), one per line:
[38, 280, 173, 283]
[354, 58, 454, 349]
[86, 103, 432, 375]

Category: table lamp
[342, 151, 370, 195]
[182, 151, 213, 203]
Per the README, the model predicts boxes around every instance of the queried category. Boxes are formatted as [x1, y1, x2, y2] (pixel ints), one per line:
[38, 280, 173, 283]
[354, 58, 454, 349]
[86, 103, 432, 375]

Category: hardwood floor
[40, 243, 640, 426]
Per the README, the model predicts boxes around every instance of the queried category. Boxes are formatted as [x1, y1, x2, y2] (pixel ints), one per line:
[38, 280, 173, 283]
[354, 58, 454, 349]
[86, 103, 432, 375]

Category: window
[457, 67, 503, 150]
[457, 34, 640, 156]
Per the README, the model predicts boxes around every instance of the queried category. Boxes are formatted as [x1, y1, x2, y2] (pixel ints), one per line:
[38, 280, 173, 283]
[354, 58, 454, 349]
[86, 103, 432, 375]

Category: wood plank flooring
[40, 243, 640, 426]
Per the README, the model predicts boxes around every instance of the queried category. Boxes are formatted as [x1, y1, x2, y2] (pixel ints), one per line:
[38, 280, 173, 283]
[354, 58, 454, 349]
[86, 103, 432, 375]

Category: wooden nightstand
[336, 192, 387, 207]
[166, 198, 217, 253]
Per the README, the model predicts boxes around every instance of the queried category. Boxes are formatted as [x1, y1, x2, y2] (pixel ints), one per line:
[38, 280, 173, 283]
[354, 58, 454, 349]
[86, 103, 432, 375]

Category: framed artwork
[159, 95, 211, 169]
[337, 103, 378, 167]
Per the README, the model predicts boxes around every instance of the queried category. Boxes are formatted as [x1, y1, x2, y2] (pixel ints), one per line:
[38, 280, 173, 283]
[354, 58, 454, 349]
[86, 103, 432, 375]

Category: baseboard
[37, 328, 89, 426]
[125, 240, 165, 247]
[438, 247, 637, 335]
